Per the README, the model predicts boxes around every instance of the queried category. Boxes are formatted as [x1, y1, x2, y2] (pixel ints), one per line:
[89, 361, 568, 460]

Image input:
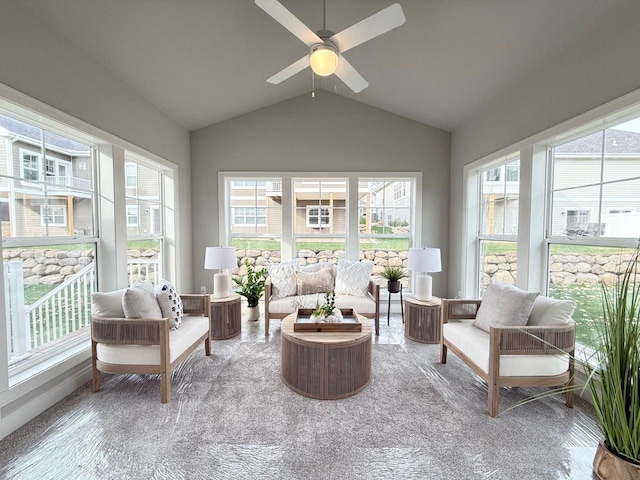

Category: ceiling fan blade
[334, 56, 369, 93]
[266, 55, 310, 84]
[330, 3, 406, 53]
[255, 0, 322, 47]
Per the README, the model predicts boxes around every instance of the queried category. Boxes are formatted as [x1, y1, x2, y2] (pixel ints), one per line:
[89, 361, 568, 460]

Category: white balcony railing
[45, 175, 92, 191]
[5, 261, 95, 362]
[4, 256, 162, 363]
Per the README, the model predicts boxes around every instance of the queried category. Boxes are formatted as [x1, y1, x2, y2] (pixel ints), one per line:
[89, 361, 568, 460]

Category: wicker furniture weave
[91, 294, 211, 403]
[440, 298, 575, 417]
[280, 312, 372, 399]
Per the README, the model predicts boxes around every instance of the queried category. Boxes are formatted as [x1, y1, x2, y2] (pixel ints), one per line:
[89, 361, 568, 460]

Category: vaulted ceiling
[20, 0, 624, 132]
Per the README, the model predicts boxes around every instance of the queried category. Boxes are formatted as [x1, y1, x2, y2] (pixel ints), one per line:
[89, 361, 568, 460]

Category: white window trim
[232, 206, 266, 226]
[39, 205, 67, 227]
[126, 205, 139, 226]
[125, 162, 138, 188]
[19, 148, 41, 182]
[306, 205, 330, 228]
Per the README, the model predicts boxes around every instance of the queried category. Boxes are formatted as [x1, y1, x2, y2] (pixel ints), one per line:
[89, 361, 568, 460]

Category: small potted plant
[380, 265, 407, 293]
[233, 258, 267, 321]
[311, 292, 343, 323]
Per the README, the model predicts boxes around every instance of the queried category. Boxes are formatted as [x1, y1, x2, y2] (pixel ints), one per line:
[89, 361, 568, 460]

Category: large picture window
[223, 175, 419, 281]
[0, 110, 97, 376]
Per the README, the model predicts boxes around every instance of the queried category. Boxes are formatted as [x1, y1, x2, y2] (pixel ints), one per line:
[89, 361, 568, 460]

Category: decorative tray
[293, 308, 362, 332]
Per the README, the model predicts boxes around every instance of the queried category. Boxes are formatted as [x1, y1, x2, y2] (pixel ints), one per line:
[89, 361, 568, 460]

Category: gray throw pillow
[472, 282, 539, 333]
[92, 289, 127, 317]
[122, 286, 163, 321]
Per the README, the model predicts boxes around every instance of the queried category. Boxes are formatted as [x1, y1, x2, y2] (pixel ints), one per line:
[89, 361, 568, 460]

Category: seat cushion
[269, 294, 376, 315]
[96, 315, 209, 366]
[443, 321, 569, 377]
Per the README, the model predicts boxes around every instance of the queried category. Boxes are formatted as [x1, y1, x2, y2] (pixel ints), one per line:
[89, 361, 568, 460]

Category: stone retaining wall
[3, 249, 96, 286]
[483, 252, 639, 286]
[235, 249, 409, 275]
[2, 248, 160, 286]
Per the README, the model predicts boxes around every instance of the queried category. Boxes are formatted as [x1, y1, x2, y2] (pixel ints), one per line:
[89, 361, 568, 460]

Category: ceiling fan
[255, 0, 406, 93]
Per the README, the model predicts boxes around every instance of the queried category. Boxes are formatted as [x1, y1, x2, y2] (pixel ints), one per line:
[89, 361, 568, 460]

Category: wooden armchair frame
[264, 279, 380, 336]
[440, 299, 575, 417]
[91, 294, 211, 403]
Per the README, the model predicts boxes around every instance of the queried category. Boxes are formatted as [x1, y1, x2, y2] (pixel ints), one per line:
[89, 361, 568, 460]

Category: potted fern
[233, 258, 267, 321]
[380, 265, 407, 293]
[589, 249, 640, 479]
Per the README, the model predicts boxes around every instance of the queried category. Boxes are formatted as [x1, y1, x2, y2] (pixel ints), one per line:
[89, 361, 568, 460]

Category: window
[476, 155, 520, 295]
[0, 108, 97, 378]
[393, 182, 407, 200]
[485, 167, 501, 182]
[564, 209, 591, 234]
[125, 163, 137, 188]
[233, 207, 266, 226]
[21, 150, 41, 181]
[126, 205, 139, 226]
[550, 121, 640, 239]
[40, 205, 67, 226]
[223, 175, 418, 277]
[232, 181, 266, 187]
[506, 164, 519, 182]
[306, 206, 330, 227]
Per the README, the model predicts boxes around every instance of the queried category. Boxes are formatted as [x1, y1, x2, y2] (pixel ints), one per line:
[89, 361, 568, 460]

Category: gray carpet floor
[0, 314, 600, 479]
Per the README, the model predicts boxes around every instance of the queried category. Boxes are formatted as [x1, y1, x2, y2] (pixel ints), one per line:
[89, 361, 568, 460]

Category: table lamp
[204, 246, 237, 298]
[408, 247, 441, 301]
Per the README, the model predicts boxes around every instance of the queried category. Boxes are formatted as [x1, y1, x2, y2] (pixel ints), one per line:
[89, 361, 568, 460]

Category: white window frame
[232, 206, 266, 226]
[126, 205, 139, 226]
[20, 149, 41, 182]
[306, 206, 330, 228]
[125, 162, 138, 188]
[393, 182, 407, 200]
[39, 205, 67, 226]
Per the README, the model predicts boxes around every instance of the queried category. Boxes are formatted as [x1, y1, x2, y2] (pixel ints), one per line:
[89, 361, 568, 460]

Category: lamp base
[213, 272, 230, 299]
[414, 274, 433, 302]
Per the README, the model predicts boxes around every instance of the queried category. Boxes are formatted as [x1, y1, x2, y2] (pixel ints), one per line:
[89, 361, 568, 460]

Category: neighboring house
[0, 114, 92, 238]
[482, 128, 640, 239]
[229, 180, 347, 236]
[0, 114, 161, 239]
[363, 180, 411, 231]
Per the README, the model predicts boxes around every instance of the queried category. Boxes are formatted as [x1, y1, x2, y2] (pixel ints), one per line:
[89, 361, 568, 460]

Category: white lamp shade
[310, 45, 338, 76]
[408, 247, 442, 273]
[204, 246, 237, 270]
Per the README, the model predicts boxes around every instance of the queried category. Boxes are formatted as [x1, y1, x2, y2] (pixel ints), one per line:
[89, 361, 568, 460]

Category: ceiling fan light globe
[310, 46, 338, 76]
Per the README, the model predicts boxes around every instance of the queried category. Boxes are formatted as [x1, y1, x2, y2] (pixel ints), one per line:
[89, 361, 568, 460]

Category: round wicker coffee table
[280, 312, 372, 399]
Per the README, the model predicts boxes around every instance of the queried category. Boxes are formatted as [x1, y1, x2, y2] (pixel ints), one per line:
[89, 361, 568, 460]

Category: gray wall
[0, 0, 191, 439]
[449, 0, 640, 297]
[191, 90, 451, 296]
[0, 0, 192, 291]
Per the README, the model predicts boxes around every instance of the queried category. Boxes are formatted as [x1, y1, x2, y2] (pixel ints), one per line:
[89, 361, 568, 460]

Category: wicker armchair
[441, 298, 576, 417]
[91, 294, 211, 403]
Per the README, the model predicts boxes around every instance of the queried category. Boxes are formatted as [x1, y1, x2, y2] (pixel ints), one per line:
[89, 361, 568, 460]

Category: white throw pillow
[92, 289, 127, 317]
[472, 282, 539, 333]
[334, 259, 374, 297]
[299, 262, 334, 274]
[527, 296, 575, 326]
[122, 285, 163, 320]
[267, 260, 300, 299]
[156, 280, 184, 329]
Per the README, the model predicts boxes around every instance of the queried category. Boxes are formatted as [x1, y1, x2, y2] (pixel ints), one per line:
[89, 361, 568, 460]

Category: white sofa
[91, 293, 211, 403]
[264, 263, 380, 336]
[440, 293, 576, 417]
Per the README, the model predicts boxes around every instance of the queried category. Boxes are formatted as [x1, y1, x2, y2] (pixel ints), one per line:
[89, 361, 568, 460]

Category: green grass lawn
[483, 240, 633, 257]
[548, 283, 604, 348]
[231, 238, 410, 251]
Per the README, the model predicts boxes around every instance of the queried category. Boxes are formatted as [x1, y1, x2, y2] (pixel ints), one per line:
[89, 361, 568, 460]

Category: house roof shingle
[0, 113, 89, 153]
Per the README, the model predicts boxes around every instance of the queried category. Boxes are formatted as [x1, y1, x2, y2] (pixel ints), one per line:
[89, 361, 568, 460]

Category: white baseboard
[0, 364, 92, 440]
